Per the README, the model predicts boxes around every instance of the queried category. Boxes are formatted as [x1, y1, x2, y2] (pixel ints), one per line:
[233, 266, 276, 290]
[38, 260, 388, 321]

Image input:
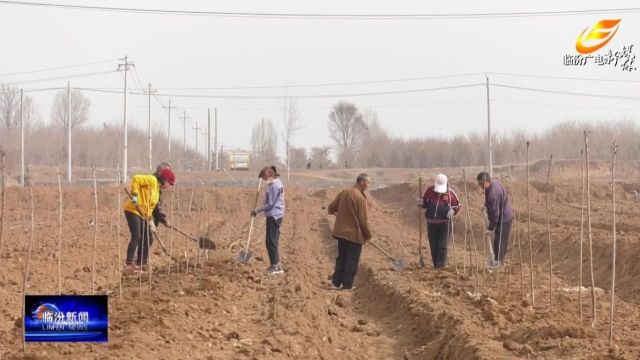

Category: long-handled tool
[236, 178, 262, 263]
[370, 239, 406, 271]
[482, 207, 497, 265]
[122, 188, 173, 259]
[168, 224, 216, 250]
[418, 177, 425, 268]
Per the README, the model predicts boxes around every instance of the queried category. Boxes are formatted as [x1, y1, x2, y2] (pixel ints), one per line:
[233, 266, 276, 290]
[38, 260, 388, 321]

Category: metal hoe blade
[392, 259, 407, 271]
[236, 250, 252, 263]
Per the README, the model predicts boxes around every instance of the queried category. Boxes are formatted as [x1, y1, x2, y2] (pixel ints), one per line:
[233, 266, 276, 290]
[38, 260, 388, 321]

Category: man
[477, 171, 514, 269]
[327, 173, 372, 290]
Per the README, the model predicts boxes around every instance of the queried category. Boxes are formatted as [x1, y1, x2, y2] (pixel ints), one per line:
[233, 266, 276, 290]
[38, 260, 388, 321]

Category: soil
[1, 162, 640, 359]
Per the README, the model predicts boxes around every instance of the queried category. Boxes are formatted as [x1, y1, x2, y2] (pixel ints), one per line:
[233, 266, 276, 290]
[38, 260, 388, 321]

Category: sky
[0, 0, 639, 159]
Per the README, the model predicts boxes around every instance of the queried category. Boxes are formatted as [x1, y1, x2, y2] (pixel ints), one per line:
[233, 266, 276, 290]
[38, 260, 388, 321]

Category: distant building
[227, 150, 251, 171]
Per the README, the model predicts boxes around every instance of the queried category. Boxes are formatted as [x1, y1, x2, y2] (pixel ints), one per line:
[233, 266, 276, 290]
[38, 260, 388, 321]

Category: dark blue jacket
[484, 181, 514, 230]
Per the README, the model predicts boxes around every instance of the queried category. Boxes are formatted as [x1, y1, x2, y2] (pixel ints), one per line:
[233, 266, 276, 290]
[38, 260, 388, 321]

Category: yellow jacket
[123, 175, 160, 220]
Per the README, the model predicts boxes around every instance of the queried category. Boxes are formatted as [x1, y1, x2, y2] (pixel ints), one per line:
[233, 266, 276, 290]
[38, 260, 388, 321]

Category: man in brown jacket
[327, 173, 372, 290]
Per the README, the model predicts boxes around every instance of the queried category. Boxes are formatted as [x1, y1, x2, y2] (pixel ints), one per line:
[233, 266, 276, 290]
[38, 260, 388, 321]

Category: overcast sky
[1, 0, 639, 158]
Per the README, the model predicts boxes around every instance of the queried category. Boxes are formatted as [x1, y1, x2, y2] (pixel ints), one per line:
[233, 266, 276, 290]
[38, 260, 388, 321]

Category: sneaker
[267, 265, 284, 275]
[328, 281, 342, 290]
[124, 264, 140, 271]
[341, 286, 357, 292]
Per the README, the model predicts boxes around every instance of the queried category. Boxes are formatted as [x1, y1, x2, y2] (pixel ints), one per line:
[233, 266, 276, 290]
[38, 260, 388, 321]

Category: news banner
[24, 295, 108, 342]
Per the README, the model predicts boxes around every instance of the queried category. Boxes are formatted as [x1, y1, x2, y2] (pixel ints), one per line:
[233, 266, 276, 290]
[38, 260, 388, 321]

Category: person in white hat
[417, 174, 461, 268]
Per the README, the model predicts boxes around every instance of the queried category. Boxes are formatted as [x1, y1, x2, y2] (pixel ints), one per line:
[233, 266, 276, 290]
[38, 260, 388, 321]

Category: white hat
[434, 174, 448, 194]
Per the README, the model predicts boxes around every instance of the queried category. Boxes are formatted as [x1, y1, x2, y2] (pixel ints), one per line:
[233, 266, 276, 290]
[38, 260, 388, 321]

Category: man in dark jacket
[327, 173, 372, 290]
[477, 171, 514, 268]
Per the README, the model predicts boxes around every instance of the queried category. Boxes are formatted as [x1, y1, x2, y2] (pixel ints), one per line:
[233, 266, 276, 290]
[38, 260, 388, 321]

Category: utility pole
[214, 108, 219, 170]
[166, 99, 175, 159]
[66, 81, 71, 182]
[180, 111, 190, 171]
[192, 120, 202, 157]
[486, 74, 493, 178]
[20, 89, 24, 186]
[118, 55, 134, 181]
[207, 109, 211, 171]
[145, 82, 157, 171]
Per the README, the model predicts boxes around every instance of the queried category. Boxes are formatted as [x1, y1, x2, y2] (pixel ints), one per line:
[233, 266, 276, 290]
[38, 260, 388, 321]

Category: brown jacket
[327, 186, 371, 244]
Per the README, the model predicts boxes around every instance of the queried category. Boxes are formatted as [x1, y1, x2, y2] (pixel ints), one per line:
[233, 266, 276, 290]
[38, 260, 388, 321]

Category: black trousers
[125, 211, 154, 266]
[427, 222, 449, 268]
[331, 238, 362, 289]
[493, 220, 512, 262]
[265, 216, 282, 266]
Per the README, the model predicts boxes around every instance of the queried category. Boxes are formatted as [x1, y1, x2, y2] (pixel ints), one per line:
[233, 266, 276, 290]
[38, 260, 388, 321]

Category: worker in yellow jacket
[124, 166, 176, 271]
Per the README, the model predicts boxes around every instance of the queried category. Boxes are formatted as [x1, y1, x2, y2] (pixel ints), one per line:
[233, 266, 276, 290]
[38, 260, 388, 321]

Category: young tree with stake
[609, 141, 618, 347]
[584, 131, 596, 327]
[526, 141, 535, 307]
[545, 155, 554, 309]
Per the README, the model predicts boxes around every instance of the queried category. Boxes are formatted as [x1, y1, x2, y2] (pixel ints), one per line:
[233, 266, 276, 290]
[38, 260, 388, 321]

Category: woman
[124, 167, 176, 271]
[251, 166, 285, 275]
[419, 173, 461, 269]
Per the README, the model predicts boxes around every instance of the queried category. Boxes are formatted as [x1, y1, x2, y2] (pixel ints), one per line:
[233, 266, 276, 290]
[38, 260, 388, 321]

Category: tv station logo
[24, 295, 108, 342]
[563, 19, 636, 72]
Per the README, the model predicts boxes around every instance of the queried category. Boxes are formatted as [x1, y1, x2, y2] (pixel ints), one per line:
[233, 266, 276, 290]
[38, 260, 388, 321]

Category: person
[477, 171, 514, 269]
[418, 174, 460, 269]
[327, 173, 372, 290]
[251, 166, 285, 275]
[124, 166, 176, 271]
[152, 162, 172, 228]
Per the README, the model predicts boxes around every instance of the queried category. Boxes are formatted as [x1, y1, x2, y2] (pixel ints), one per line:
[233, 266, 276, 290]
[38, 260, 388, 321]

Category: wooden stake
[505, 171, 518, 297]
[0, 148, 5, 264]
[584, 131, 596, 327]
[106, 215, 112, 294]
[176, 186, 181, 276]
[526, 141, 535, 307]
[116, 168, 123, 300]
[22, 185, 35, 353]
[147, 196, 153, 292]
[545, 155, 554, 309]
[608, 141, 618, 347]
[57, 168, 63, 295]
[92, 168, 98, 295]
[517, 208, 524, 301]
[204, 187, 210, 261]
[167, 189, 176, 279]
[579, 150, 585, 321]
[463, 173, 479, 287]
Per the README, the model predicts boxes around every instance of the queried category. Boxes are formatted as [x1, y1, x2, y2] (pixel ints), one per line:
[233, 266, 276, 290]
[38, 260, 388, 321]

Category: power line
[492, 83, 640, 101]
[2, 70, 117, 85]
[493, 99, 640, 111]
[151, 73, 484, 90]
[1, 1, 640, 19]
[0, 58, 117, 77]
[74, 83, 485, 99]
[491, 72, 640, 84]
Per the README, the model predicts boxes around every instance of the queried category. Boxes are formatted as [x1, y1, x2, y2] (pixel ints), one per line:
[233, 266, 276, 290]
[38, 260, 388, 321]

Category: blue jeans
[266, 216, 282, 266]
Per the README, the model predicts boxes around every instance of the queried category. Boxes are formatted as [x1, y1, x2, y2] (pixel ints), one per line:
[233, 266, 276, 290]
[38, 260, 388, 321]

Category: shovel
[168, 224, 216, 250]
[417, 177, 425, 268]
[369, 240, 407, 271]
[236, 178, 262, 263]
[122, 187, 174, 258]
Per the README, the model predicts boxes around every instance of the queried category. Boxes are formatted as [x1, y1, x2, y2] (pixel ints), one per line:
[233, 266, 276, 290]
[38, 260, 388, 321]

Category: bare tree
[250, 118, 278, 167]
[0, 84, 19, 129]
[288, 147, 308, 169]
[328, 101, 368, 168]
[0, 84, 38, 130]
[309, 146, 331, 169]
[50, 88, 91, 131]
[281, 98, 303, 181]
